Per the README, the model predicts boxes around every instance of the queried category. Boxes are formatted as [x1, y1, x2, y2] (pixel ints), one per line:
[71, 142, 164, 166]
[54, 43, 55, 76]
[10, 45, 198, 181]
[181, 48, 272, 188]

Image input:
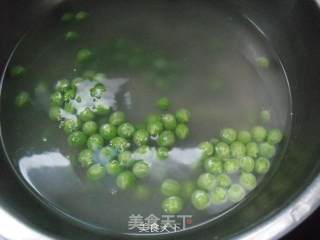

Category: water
[0, 0, 291, 236]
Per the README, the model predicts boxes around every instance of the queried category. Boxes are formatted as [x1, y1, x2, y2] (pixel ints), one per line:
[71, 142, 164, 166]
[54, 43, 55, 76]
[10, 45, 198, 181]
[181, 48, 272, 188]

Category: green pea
[161, 179, 181, 196]
[87, 164, 106, 181]
[79, 108, 95, 122]
[64, 88, 76, 101]
[75, 11, 89, 21]
[199, 141, 214, 157]
[118, 151, 134, 167]
[256, 57, 270, 68]
[90, 83, 106, 98]
[260, 110, 271, 124]
[82, 121, 98, 135]
[255, 157, 270, 174]
[211, 187, 227, 205]
[106, 160, 123, 176]
[230, 141, 246, 158]
[217, 174, 232, 188]
[55, 79, 70, 92]
[63, 119, 80, 134]
[215, 142, 230, 159]
[239, 156, 255, 173]
[10, 65, 26, 77]
[116, 171, 136, 190]
[68, 131, 87, 147]
[175, 124, 190, 140]
[267, 129, 283, 145]
[100, 146, 117, 161]
[175, 108, 191, 123]
[117, 122, 135, 139]
[147, 121, 164, 136]
[197, 173, 217, 191]
[110, 137, 130, 152]
[181, 181, 196, 199]
[136, 145, 151, 155]
[157, 147, 169, 160]
[76, 48, 93, 63]
[133, 129, 149, 146]
[61, 12, 74, 22]
[259, 142, 276, 158]
[246, 142, 259, 158]
[134, 184, 151, 200]
[15, 91, 30, 107]
[71, 77, 83, 88]
[237, 130, 252, 144]
[100, 123, 117, 141]
[227, 184, 246, 203]
[94, 104, 111, 116]
[204, 157, 223, 175]
[64, 102, 76, 113]
[50, 91, 63, 106]
[132, 161, 150, 178]
[220, 128, 237, 144]
[162, 196, 184, 214]
[158, 131, 175, 148]
[65, 31, 79, 41]
[156, 97, 171, 110]
[49, 107, 62, 121]
[87, 134, 104, 151]
[191, 190, 210, 210]
[83, 70, 96, 79]
[239, 173, 257, 191]
[109, 111, 125, 126]
[78, 149, 94, 168]
[161, 114, 177, 130]
[146, 114, 161, 123]
[251, 126, 267, 142]
[224, 158, 239, 174]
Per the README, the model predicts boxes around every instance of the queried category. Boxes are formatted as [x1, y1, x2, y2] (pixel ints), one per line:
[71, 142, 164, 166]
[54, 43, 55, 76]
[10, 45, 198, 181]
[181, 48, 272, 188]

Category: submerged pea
[90, 83, 106, 98]
[132, 161, 150, 179]
[78, 149, 94, 168]
[239, 173, 257, 191]
[217, 174, 232, 188]
[220, 128, 237, 144]
[100, 123, 117, 141]
[133, 129, 149, 146]
[118, 151, 134, 167]
[267, 129, 283, 145]
[175, 124, 190, 140]
[161, 179, 181, 196]
[63, 119, 80, 134]
[158, 131, 175, 148]
[199, 141, 214, 157]
[109, 111, 125, 126]
[82, 121, 98, 135]
[161, 114, 177, 130]
[256, 57, 270, 68]
[87, 134, 104, 151]
[10, 65, 26, 77]
[211, 187, 227, 205]
[118, 122, 135, 139]
[204, 157, 223, 175]
[110, 137, 130, 152]
[224, 158, 239, 174]
[239, 156, 255, 173]
[156, 97, 171, 110]
[255, 157, 270, 174]
[116, 171, 136, 190]
[215, 142, 230, 159]
[246, 142, 259, 158]
[68, 131, 87, 147]
[94, 104, 111, 116]
[65, 31, 79, 41]
[259, 142, 276, 158]
[251, 126, 267, 142]
[49, 107, 62, 121]
[76, 48, 93, 63]
[161, 196, 184, 214]
[147, 121, 163, 136]
[197, 173, 217, 191]
[191, 190, 210, 210]
[55, 79, 70, 92]
[227, 184, 246, 203]
[79, 108, 95, 122]
[50, 91, 63, 106]
[100, 146, 117, 161]
[61, 12, 74, 22]
[230, 142, 246, 158]
[237, 130, 252, 144]
[106, 160, 123, 176]
[260, 110, 271, 124]
[175, 108, 191, 123]
[157, 147, 169, 160]
[181, 181, 196, 199]
[87, 164, 106, 181]
[15, 91, 30, 107]
[75, 11, 89, 21]
[134, 184, 152, 201]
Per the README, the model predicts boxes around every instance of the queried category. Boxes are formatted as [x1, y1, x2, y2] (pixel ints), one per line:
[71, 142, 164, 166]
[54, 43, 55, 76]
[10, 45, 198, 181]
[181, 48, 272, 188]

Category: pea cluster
[159, 125, 283, 214]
